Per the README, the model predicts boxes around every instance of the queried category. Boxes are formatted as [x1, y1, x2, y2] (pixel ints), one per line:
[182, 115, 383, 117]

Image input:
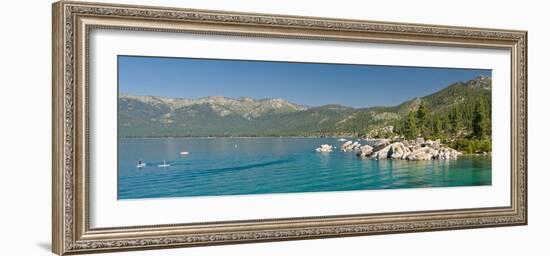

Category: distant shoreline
[118, 136, 492, 156]
[119, 136, 358, 139]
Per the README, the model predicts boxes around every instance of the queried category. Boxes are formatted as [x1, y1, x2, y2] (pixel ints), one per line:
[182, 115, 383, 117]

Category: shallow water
[118, 137, 491, 199]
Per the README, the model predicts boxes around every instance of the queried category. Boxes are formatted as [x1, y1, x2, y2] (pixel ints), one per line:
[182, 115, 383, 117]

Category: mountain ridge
[119, 76, 491, 137]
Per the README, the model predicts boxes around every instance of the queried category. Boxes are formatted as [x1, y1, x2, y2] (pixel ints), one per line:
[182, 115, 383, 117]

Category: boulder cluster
[340, 140, 362, 152]
[316, 138, 461, 160]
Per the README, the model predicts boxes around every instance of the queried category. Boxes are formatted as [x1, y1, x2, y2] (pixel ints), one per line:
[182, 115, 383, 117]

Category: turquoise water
[118, 137, 491, 199]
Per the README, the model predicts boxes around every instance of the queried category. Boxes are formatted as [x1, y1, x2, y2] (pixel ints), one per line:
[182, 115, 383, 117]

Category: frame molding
[52, 1, 527, 255]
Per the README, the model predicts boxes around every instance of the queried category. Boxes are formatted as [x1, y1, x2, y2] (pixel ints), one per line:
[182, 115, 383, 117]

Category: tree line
[393, 97, 491, 153]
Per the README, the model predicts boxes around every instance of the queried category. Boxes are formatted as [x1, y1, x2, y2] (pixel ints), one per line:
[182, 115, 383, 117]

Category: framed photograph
[52, 1, 527, 255]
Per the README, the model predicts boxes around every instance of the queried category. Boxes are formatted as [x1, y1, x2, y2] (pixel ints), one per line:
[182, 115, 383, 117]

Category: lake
[118, 137, 491, 199]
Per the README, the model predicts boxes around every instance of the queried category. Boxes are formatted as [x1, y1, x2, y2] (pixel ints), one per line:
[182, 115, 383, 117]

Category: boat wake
[136, 158, 291, 174]
[198, 159, 291, 173]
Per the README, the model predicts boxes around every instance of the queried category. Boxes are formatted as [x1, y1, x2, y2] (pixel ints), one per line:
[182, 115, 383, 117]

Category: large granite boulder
[363, 138, 389, 147]
[356, 145, 374, 158]
[371, 144, 392, 159]
[406, 147, 435, 160]
[388, 142, 411, 159]
[371, 139, 391, 152]
[434, 147, 461, 160]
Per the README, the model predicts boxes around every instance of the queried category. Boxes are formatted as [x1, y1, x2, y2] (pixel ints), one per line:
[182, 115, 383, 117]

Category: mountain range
[118, 76, 491, 137]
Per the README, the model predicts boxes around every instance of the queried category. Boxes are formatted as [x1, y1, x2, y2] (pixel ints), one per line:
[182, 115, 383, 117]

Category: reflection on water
[118, 137, 491, 199]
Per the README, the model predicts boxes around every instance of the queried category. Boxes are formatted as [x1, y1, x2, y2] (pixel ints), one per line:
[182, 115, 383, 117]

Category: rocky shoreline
[315, 138, 461, 160]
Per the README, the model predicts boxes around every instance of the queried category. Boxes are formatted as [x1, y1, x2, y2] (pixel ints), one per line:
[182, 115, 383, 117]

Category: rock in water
[371, 144, 393, 159]
[406, 148, 434, 160]
[341, 140, 362, 152]
[356, 145, 374, 158]
[388, 142, 411, 159]
[372, 139, 391, 152]
[341, 141, 353, 152]
[434, 147, 461, 160]
[315, 144, 333, 153]
[363, 138, 389, 146]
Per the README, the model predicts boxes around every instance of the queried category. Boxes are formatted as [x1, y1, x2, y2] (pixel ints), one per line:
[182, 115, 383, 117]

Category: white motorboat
[180, 151, 189, 155]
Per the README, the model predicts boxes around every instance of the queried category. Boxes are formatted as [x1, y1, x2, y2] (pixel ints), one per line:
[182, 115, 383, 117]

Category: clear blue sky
[118, 55, 491, 108]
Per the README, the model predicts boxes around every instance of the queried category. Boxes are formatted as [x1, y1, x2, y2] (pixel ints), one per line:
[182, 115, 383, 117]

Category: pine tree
[432, 118, 442, 138]
[472, 97, 490, 139]
[403, 111, 418, 139]
[441, 115, 450, 134]
[416, 101, 428, 131]
[450, 107, 463, 137]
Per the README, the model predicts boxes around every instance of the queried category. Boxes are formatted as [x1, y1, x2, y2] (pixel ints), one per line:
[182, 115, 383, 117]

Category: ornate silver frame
[52, 1, 527, 255]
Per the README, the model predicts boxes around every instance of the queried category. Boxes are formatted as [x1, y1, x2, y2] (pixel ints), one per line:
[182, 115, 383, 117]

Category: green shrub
[449, 139, 491, 154]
